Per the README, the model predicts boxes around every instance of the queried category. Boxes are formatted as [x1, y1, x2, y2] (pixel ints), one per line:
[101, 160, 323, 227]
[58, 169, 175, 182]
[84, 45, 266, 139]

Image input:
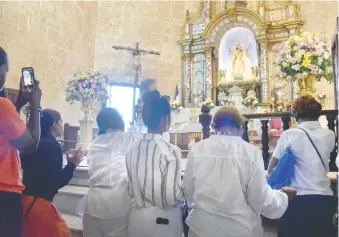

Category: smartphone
[21, 67, 35, 92]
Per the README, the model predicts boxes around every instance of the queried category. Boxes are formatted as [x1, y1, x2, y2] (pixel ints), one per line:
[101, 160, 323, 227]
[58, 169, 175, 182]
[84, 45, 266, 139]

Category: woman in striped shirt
[126, 90, 182, 237]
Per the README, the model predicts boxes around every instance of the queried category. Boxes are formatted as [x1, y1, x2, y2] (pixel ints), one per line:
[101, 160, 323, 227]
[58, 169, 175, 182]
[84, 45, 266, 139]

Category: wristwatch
[280, 188, 286, 193]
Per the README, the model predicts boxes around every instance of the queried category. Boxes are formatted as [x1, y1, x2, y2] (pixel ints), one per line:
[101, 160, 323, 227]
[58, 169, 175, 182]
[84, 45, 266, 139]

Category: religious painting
[219, 27, 259, 83]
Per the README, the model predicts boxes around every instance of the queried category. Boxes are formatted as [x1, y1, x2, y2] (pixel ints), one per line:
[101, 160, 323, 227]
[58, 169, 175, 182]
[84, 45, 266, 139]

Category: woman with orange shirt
[0, 47, 42, 237]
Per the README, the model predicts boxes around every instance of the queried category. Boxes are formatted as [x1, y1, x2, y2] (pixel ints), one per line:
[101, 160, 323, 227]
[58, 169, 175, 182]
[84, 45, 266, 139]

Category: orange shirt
[0, 97, 26, 194]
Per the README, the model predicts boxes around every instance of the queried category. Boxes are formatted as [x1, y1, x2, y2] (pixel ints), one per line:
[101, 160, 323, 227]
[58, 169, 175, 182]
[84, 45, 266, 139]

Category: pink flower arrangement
[65, 69, 108, 104]
[275, 32, 333, 82]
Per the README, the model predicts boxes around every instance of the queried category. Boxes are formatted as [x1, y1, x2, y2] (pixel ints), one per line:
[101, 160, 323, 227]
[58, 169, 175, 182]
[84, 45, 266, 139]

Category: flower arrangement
[170, 100, 182, 112]
[242, 97, 259, 108]
[65, 69, 108, 104]
[275, 32, 333, 82]
[200, 98, 215, 108]
[218, 92, 235, 106]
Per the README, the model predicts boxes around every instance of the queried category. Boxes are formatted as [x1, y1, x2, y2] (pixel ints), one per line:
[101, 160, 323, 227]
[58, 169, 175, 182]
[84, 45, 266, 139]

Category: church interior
[0, 1, 339, 237]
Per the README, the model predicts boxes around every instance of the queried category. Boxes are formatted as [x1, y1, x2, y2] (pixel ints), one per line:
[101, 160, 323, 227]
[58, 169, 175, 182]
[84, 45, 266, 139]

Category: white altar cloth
[170, 106, 263, 136]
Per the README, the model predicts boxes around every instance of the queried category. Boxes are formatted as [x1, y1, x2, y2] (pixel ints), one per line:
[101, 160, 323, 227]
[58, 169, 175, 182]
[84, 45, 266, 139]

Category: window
[107, 85, 140, 130]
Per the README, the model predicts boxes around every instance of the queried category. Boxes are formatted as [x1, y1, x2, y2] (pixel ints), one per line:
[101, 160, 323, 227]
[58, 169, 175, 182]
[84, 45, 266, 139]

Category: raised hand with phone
[15, 67, 42, 112]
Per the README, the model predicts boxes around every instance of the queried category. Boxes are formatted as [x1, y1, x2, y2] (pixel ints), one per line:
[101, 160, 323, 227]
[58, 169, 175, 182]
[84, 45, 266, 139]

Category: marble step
[54, 185, 88, 215]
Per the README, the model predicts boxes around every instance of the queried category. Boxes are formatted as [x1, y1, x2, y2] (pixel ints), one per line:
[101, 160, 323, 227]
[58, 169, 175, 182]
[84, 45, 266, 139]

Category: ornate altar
[179, 1, 303, 108]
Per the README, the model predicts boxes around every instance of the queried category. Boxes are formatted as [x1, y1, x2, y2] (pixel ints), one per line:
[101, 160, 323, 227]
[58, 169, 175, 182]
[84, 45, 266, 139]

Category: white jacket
[84, 131, 140, 218]
[183, 135, 288, 237]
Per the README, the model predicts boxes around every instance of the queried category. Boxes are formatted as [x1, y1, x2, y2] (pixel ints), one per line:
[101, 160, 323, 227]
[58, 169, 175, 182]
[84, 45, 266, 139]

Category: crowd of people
[0, 45, 337, 237]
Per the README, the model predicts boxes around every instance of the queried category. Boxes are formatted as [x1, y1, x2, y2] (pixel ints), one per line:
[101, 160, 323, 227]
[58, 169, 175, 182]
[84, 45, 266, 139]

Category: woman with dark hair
[268, 95, 336, 237]
[20, 109, 83, 237]
[183, 107, 294, 237]
[126, 90, 182, 237]
[82, 108, 139, 237]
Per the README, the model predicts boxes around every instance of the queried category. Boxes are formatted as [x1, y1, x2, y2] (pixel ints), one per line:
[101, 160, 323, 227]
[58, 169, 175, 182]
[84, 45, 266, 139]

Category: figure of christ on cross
[112, 42, 160, 124]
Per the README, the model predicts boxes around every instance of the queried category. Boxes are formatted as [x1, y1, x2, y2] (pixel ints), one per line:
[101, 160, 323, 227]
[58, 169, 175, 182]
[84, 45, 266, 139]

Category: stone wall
[0, 1, 97, 125]
[94, 1, 200, 97]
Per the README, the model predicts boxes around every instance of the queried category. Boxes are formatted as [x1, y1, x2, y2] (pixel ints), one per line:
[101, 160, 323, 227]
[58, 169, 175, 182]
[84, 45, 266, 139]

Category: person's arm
[57, 162, 76, 190]
[267, 157, 279, 175]
[267, 132, 286, 174]
[183, 152, 194, 202]
[164, 147, 182, 205]
[247, 149, 289, 219]
[10, 82, 42, 152]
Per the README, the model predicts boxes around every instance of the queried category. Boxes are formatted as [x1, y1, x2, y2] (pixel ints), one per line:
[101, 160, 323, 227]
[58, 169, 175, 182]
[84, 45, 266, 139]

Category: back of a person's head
[142, 90, 171, 130]
[212, 106, 245, 130]
[0, 47, 8, 90]
[292, 96, 322, 121]
[41, 109, 61, 136]
[0, 47, 7, 67]
[96, 107, 125, 135]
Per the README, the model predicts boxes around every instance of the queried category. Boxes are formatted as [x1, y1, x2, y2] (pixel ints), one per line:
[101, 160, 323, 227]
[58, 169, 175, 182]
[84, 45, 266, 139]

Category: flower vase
[297, 75, 316, 96]
[81, 97, 95, 121]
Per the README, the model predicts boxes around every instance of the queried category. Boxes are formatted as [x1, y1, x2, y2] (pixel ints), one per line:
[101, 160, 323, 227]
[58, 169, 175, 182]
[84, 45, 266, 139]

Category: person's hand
[66, 148, 84, 167]
[18, 78, 42, 107]
[281, 187, 297, 201]
[15, 77, 29, 109]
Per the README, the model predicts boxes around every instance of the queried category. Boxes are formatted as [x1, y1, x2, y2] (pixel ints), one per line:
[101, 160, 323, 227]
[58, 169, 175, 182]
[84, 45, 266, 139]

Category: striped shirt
[126, 133, 182, 208]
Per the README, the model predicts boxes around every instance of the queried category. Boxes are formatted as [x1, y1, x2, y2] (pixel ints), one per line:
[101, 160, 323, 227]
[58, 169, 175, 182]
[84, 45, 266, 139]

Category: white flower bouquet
[218, 92, 235, 106]
[242, 96, 259, 108]
[275, 32, 333, 82]
[65, 69, 108, 104]
[200, 99, 215, 108]
[170, 100, 182, 112]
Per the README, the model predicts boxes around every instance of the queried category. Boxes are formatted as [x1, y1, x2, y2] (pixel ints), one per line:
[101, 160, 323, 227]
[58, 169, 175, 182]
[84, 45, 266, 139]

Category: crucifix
[112, 42, 160, 124]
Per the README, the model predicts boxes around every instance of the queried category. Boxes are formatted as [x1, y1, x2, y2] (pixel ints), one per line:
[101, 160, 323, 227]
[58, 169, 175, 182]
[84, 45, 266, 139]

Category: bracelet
[30, 106, 42, 112]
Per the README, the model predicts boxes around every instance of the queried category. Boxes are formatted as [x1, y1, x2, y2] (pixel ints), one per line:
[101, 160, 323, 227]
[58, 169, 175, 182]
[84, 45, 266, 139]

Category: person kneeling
[20, 109, 83, 237]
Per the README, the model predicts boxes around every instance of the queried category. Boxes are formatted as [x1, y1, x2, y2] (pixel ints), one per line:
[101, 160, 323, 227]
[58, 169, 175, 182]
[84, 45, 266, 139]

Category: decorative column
[281, 115, 291, 131]
[77, 99, 95, 152]
[182, 54, 192, 107]
[204, 47, 213, 100]
[261, 119, 270, 169]
[242, 120, 249, 142]
[260, 42, 269, 103]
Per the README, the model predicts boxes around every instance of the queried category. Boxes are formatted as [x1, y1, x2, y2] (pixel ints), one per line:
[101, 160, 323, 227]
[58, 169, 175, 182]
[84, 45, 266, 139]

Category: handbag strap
[298, 127, 326, 170]
[23, 197, 38, 219]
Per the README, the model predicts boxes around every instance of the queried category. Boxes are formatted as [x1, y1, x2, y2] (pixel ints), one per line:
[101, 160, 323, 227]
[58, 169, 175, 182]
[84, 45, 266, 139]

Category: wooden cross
[112, 42, 160, 124]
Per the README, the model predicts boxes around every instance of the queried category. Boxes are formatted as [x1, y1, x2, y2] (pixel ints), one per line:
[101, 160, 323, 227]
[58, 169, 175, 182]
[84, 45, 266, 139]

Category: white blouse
[273, 121, 335, 196]
[126, 133, 182, 208]
[84, 131, 140, 218]
[183, 135, 288, 237]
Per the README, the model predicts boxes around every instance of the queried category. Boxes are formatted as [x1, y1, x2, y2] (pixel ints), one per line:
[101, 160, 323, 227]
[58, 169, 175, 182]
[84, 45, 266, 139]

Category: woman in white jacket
[183, 107, 296, 237]
[82, 108, 139, 237]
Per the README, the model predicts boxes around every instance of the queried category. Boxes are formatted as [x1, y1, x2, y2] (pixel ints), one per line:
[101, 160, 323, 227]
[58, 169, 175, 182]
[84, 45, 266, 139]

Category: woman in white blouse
[126, 90, 182, 237]
[268, 96, 336, 237]
[82, 108, 140, 237]
[183, 107, 296, 237]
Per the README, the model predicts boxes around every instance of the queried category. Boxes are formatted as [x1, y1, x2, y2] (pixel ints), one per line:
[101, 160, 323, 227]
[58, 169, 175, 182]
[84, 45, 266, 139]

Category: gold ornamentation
[297, 75, 316, 97]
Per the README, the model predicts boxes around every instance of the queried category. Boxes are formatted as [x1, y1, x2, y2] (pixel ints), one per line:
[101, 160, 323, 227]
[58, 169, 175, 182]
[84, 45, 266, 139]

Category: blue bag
[267, 147, 296, 190]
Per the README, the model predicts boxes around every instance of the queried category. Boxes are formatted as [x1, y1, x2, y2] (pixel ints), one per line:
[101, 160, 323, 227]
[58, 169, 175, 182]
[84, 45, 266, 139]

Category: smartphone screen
[21, 67, 35, 92]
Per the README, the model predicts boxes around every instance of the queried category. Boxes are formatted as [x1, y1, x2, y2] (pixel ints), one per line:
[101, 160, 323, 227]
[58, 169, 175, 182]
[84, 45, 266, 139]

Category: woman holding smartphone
[0, 47, 42, 237]
[20, 109, 84, 237]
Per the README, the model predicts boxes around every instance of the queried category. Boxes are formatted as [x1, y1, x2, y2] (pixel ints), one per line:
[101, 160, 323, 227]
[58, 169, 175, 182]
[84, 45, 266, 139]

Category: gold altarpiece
[179, 1, 303, 107]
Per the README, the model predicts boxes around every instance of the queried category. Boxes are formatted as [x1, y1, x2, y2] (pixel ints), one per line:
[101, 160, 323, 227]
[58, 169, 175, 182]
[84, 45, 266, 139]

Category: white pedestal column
[77, 119, 94, 152]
